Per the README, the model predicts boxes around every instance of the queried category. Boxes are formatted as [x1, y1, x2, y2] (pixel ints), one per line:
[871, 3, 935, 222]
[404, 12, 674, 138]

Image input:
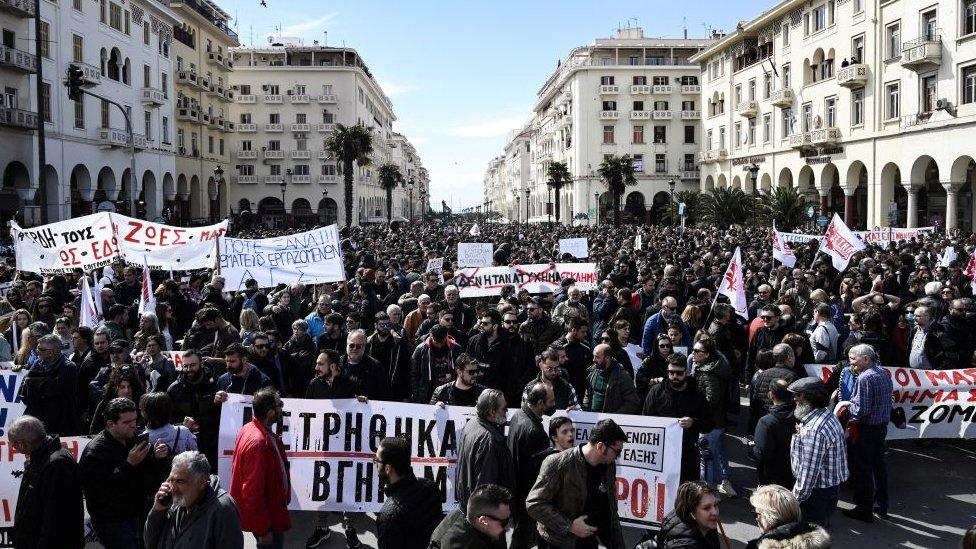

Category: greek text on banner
[455, 263, 598, 298]
[218, 225, 346, 290]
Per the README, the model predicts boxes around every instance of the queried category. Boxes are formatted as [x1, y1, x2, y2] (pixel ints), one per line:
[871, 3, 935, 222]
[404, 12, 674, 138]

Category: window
[270, 165, 281, 176]
[782, 64, 791, 88]
[922, 75, 937, 112]
[802, 103, 812, 132]
[240, 113, 252, 123]
[177, 129, 184, 148]
[852, 35, 865, 64]
[783, 24, 790, 47]
[653, 126, 666, 144]
[748, 79, 756, 101]
[124, 10, 130, 35]
[684, 125, 695, 144]
[600, 76, 615, 85]
[322, 84, 333, 95]
[734, 122, 742, 147]
[296, 138, 308, 151]
[653, 100, 669, 111]
[101, 100, 110, 128]
[41, 83, 51, 123]
[602, 100, 617, 111]
[783, 108, 793, 135]
[296, 113, 307, 124]
[681, 100, 695, 110]
[964, 65, 976, 104]
[734, 85, 742, 105]
[143, 65, 151, 87]
[825, 96, 837, 127]
[633, 125, 644, 144]
[633, 100, 645, 111]
[632, 154, 644, 172]
[295, 165, 310, 176]
[268, 140, 281, 151]
[39, 21, 50, 58]
[718, 126, 726, 149]
[71, 34, 84, 63]
[322, 111, 334, 123]
[269, 113, 280, 124]
[161, 74, 168, 98]
[74, 97, 85, 129]
[144, 22, 150, 45]
[748, 117, 756, 144]
[854, 0, 863, 13]
[219, 139, 224, 156]
[633, 75, 647, 85]
[629, 55, 639, 66]
[885, 82, 900, 119]
[852, 91, 864, 125]
[804, 12, 810, 36]
[73, 0, 83, 11]
[603, 125, 614, 144]
[240, 165, 255, 176]
[144, 110, 152, 140]
[813, 4, 827, 32]
[321, 164, 337, 176]
[684, 154, 695, 171]
[763, 74, 772, 99]
[208, 136, 213, 154]
[295, 84, 306, 95]
[828, 1, 835, 26]
[706, 130, 713, 149]
[922, 11, 938, 42]
[763, 113, 772, 143]
[162, 116, 169, 143]
[100, 0, 106, 23]
[241, 140, 252, 151]
[886, 23, 901, 60]
[655, 154, 666, 173]
[653, 76, 669, 85]
[967, 0, 976, 36]
[109, 3, 122, 32]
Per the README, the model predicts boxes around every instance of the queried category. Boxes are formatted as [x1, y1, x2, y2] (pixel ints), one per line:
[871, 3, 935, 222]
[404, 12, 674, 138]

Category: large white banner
[217, 395, 683, 526]
[0, 368, 24, 438]
[457, 243, 493, 268]
[780, 227, 936, 247]
[803, 364, 976, 440]
[218, 225, 346, 290]
[558, 238, 589, 259]
[455, 263, 598, 298]
[11, 214, 227, 273]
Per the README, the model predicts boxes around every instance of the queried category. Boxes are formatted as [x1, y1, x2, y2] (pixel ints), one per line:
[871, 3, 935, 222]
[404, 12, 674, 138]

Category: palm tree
[699, 187, 752, 228]
[758, 185, 809, 231]
[377, 163, 404, 224]
[546, 161, 572, 224]
[597, 154, 637, 227]
[325, 123, 373, 227]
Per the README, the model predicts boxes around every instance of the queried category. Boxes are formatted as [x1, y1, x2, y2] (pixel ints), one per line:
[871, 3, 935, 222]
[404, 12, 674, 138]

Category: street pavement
[243, 431, 976, 548]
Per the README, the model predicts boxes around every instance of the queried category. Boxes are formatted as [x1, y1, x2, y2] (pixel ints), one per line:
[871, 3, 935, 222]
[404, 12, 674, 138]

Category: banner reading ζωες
[109, 214, 227, 271]
[217, 396, 683, 526]
[217, 225, 346, 290]
[454, 263, 598, 298]
[12, 213, 119, 274]
[803, 364, 976, 440]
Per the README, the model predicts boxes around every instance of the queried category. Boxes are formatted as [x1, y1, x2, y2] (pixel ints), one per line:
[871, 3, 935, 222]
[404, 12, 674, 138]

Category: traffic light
[66, 64, 84, 101]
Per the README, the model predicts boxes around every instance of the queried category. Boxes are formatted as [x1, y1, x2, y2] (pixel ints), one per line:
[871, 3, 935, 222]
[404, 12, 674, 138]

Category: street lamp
[213, 165, 225, 222]
[408, 178, 415, 222]
[281, 169, 290, 228]
[513, 189, 521, 224]
[547, 187, 552, 226]
[748, 163, 760, 222]
[668, 178, 676, 226]
[594, 191, 600, 226]
[524, 188, 530, 224]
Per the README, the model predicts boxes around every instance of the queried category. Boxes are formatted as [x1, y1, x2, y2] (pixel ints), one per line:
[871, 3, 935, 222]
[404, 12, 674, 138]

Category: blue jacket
[642, 312, 692, 356]
[304, 311, 327, 340]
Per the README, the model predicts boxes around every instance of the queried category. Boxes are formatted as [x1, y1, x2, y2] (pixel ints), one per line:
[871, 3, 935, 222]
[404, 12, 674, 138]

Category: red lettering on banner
[615, 477, 628, 500]
[1, 498, 10, 523]
[58, 248, 81, 266]
[91, 237, 119, 260]
[0, 439, 17, 462]
[62, 439, 80, 461]
[940, 390, 959, 402]
[124, 221, 144, 244]
[968, 389, 976, 403]
[630, 478, 649, 518]
[657, 482, 666, 523]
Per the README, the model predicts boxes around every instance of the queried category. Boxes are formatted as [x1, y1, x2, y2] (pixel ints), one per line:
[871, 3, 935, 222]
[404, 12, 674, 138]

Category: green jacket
[582, 361, 641, 415]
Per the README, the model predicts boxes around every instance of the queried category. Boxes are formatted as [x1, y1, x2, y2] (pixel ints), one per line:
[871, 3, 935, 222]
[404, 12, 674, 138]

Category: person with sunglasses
[372, 437, 444, 549]
[431, 483, 512, 549]
[366, 311, 412, 402]
[641, 296, 691, 359]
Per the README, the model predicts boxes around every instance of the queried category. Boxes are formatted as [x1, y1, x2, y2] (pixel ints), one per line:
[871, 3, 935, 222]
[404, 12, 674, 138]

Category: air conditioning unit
[287, 90, 293, 95]
[261, 85, 269, 91]
[936, 98, 951, 111]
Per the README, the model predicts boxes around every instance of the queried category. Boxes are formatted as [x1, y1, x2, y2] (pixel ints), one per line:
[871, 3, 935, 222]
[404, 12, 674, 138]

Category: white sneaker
[718, 479, 738, 498]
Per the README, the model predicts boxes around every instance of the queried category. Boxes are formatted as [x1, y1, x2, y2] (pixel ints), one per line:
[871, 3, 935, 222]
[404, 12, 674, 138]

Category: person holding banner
[373, 437, 445, 549]
[166, 350, 221, 468]
[455, 389, 516, 512]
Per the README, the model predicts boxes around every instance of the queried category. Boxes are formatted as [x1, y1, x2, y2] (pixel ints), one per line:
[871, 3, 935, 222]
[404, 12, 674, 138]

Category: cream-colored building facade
[692, 0, 976, 231]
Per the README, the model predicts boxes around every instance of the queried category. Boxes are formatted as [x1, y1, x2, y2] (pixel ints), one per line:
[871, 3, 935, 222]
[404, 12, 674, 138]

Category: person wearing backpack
[234, 279, 267, 327]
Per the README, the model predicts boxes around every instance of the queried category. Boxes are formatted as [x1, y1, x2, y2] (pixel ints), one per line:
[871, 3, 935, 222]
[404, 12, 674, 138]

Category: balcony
[209, 116, 224, 130]
[222, 88, 234, 101]
[206, 51, 223, 67]
[264, 123, 283, 132]
[599, 85, 620, 94]
[697, 151, 710, 163]
[176, 107, 200, 123]
[264, 94, 283, 103]
[224, 57, 234, 71]
[810, 127, 841, 145]
[0, 45, 36, 73]
[200, 112, 211, 125]
[289, 94, 311, 103]
[98, 128, 147, 150]
[600, 110, 620, 120]
[291, 123, 311, 132]
[317, 94, 337, 103]
[681, 85, 701, 94]
[630, 85, 651, 95]
[901, 38, 941, 70]
[681, 168, 701, 180]
[170, 0, 239, 42]
[177, 70, 199, 88]
[317, 123, 335, 133]
[652, 85, 673, 94]
[224, 121, 235, 132]
[318, 175, 339, 184]
[837, 63, 868, 89]
[680, 110, 701, 119]
[770, 88, 795, 108]
[264, 175, 284, 184]
[236, 94, 256, 103]
[207, 82, 225, 98]
[789, 132, 812, 149]
[141, 87, 165, 106]
[0, 0, 34, 17]
[737, 100, 758, 118]
[199, 76, 211, 92]
[630, 110, 651, 120]
[652, 110, 673, 120]
[290, 150, 311, 159]
[262, 149, 284, 159]
[318, 150, 332, 159]
[292, 175, 312, 184]
[236, 149, 257, 159]
[234, 175, 259, 184]
[0, 106, 37, 130]
[237, 123, 256, 132]
[711, 149, 727, 161]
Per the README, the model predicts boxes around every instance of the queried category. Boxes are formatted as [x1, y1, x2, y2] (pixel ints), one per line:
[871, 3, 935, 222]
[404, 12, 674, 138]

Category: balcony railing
[262, 149, 284, 159]
[317, 94, 337, 103]
[680, 110, 701, 119]
[681, 85, 701, 94]
[292, 174, 312, 184]
[264, 123, 283, 132]
[0, 45, 36, 73]
[652, 110, 673, 120]
[98, 128, 147, 149]
[810, 127, 841, 145]
[237, 123, 256, 132]
[289, 94, 311, 103]
[170, 0, 239, 41]
[318, 150, 332, 159]
[290, 150, 311, 159]
[0, 106, 37, 130]
[264, 175, 284, 184]
[837, 63, 868, 88]
[652, 85, 673, 94]
[770, 88, 794, 108]
[630, 110, 651, 120]
[318, 175, 339, 184]
[206, 50, 223, 66]
[236, 94, 256, 103]
[234, 175, 259, 184]
[141, 87, 166, 106]
[0, 0, 34, 17]
[789, 133, 812, 149]
[630, 85, 651, 95]
[291, 123, 311, 132]
[600, 110, 620, 120]
[176, 107, 200, 122]
[599, 85, 619, 94]
[264, 94, 283, 103]
[681, 168, 700, 180]
[737, 100, 758, 118]
[236, 149, 257, 159]
[177, 70, 199, 87]
[901, 37, 941, 70]
[317, 123, 335, 133]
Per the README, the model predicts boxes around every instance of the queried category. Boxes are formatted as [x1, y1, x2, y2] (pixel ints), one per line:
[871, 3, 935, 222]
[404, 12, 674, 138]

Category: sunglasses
[659, 343, 673, 349]
[482, 514, 511, 528]
[348, 344, 364, 349]
[760, 315, 774, 320]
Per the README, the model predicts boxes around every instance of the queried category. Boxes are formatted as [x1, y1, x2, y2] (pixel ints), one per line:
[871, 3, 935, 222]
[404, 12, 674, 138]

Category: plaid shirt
[791, 407, 849, 502]
[851, 365, 893, 426]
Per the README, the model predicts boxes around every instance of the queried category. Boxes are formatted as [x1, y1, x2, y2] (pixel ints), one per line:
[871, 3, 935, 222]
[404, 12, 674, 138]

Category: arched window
[100, 48, 108, 76]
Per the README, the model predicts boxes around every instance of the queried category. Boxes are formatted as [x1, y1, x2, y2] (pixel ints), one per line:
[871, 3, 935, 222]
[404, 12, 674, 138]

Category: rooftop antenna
[629, 17, 638, 29]
[683, 16, 688, 39]
[323, 31, 328, 46]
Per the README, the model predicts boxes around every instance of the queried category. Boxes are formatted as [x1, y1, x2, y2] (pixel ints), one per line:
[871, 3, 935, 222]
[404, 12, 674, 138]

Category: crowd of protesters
[4, 218, 976, 549]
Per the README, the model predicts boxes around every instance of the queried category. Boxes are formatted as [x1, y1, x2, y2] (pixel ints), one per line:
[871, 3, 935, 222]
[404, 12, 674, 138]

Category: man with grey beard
[788, 377, 848, 529]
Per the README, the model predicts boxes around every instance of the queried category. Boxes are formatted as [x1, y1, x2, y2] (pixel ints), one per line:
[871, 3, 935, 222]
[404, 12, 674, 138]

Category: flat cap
[787, 376, 826, 396]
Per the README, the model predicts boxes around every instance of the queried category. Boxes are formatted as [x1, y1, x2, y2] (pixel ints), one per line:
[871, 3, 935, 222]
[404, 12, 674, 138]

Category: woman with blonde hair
[746, 484, 829, 549]
[239, 308, 261, 346]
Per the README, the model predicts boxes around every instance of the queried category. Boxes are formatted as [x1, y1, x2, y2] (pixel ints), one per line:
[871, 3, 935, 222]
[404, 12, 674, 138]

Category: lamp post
[524, 188, 530, 224]
[408, 178, 415, 222]
[547, 187, 552, 226]
[419, 189, 426, 222]
[668, 178, 676, 226]
[748, 163, 760, 223]
[594, 191, 600, 226]
[513, 190, 521, 224]
[281, 169, 290, 228]
[213, 165, 224, 222]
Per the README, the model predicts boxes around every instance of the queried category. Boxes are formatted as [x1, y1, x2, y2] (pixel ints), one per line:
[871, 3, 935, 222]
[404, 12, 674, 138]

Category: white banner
[0, 368, 24, 438]
[779, 227, 936, 247]
[803, 364, 976, 440]
[558, 238, 589, 259]
[110, 214, 226, 271]
[0, 436, 90, 528]
[217, 395, 682, 527]
[218, 225, 346, 290]
[457, 243, 493, 268]
[455, 263, 598, 298]
[427, 257, 445, 284]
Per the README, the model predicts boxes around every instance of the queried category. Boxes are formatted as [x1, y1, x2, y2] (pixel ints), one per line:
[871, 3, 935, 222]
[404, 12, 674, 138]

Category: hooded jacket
[752, 401, 797, 488]
[410, 335, 461, 403]
[693, 355, 733, 428]
[144, 475, 244, 549]
[745, 521, 830, 549]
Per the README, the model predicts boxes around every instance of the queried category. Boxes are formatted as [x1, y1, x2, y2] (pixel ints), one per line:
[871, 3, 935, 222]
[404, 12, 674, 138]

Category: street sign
[678, 202, 686, 216]
[807, 206, 816, 218]
[816, 215, 829, 228]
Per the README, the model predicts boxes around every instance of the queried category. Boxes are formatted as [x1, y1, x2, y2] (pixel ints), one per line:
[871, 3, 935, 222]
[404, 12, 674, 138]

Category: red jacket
[230, 417, 292, 534]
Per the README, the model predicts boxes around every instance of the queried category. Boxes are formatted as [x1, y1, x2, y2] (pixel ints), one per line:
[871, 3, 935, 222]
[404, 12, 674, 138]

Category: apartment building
[1, 0, 178, 226]
[693, 0, 976, 231]
[229, 39, 405, 228]
[486, 27, 712, 225]
[503, 126, 532, 222]
[483, 155, 508, 220]
[390, 131, 427, 221]
[170, 0, 238, 224]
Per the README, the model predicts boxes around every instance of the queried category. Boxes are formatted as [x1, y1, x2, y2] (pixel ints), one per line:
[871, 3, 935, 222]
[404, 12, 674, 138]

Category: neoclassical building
[693, 0, 976, 231]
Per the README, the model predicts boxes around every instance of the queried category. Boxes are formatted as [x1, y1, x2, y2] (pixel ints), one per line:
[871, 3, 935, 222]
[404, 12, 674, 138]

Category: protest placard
[218, 225, 346, 290]
[454, 263, 598, 298]
[11, 213, 119, 274]
[803, 364, 976, 440]
[0, 436, 90, 529]
[109, 214, 227, 271]
[217, 395, 683, 526]
[426, 257, 445, 283]
[457, 243, 493, 268]
[558, 237, 589, 259]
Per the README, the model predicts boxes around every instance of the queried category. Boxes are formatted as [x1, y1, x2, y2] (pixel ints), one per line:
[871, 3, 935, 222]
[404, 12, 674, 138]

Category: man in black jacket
[499, 309, 536, 407]
[167, 350, 221, 468]
[19, 334, 79, 436]
[374, 437, 444, 549]
[411, 325, 462, 404]
[518, 298, 562, 356]
[522, 347, 579, 413]
[342, 329, 389, 400]
[430, 354, 487, 407]
[507, 382, 554, 549]
[748, 305, 787, 376]
[455, 388, 516, 511]
[366, 312, 412, 401]
[9, 415, 85, 548]
[751, 379, 796, 488]
[642, 354, 712, 481]
[79, 329, 112, 424]
[752, 344, 798, 414]
[466, 310, 507, 394]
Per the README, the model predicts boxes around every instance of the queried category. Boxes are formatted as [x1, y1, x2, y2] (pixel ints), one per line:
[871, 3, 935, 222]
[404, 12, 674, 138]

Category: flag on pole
[965, 252, 976, 295]
[635, 233, 642, 250]
[772, 225, 797, 268]
[138, 255, 157, 316]
[818, 213, 866, 272]
[717, 247, 748, 320]
[469, 223, 481, 236]
[80, 276, 99, 328]
[938, 245, 958, 268]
